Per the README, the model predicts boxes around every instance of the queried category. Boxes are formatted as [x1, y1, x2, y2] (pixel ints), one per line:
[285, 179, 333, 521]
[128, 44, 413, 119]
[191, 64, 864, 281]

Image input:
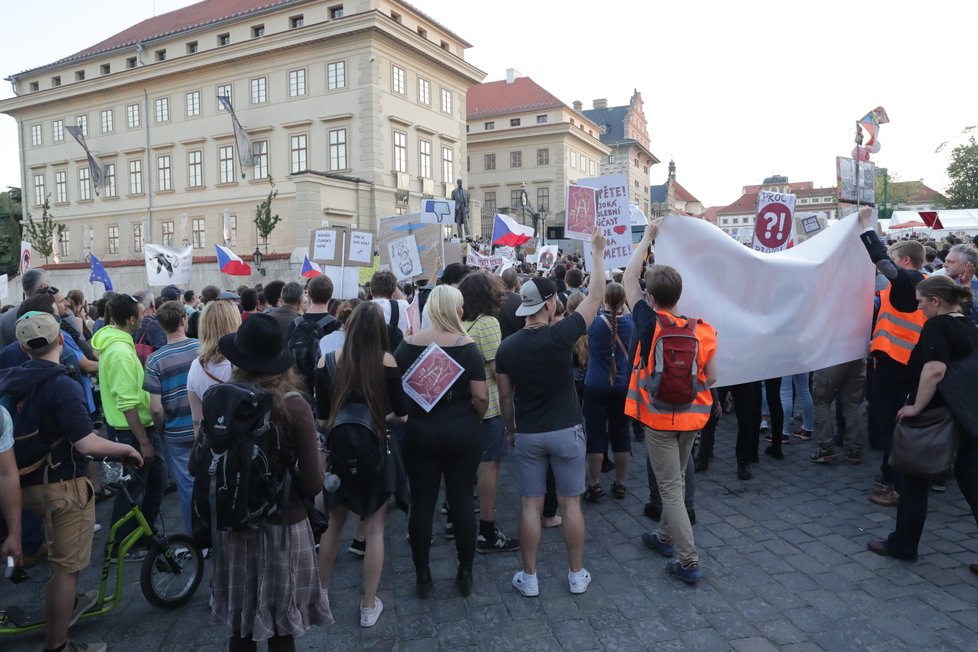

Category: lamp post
[252, 246, 265, 276]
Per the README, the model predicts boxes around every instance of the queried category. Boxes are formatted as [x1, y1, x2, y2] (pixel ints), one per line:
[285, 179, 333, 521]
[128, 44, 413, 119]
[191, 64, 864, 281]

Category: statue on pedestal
[451, 178, 470, 239]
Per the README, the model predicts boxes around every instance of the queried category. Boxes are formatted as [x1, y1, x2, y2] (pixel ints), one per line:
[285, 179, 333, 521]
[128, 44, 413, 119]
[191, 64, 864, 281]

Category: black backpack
[287, 314, 337, 390]
[386, 299, 404, 352]
[191, 382, 291, 546]
[322, 352, 386, 489]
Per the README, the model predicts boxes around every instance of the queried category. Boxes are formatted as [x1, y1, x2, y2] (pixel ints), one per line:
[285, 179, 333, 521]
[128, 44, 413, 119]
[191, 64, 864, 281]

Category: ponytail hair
[604, 282, 626, 384]
[917, 275, 974, 310]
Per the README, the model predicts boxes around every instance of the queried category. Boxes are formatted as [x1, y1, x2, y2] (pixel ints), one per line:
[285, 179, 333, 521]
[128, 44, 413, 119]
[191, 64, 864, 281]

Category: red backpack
[645, 313, 701, 410]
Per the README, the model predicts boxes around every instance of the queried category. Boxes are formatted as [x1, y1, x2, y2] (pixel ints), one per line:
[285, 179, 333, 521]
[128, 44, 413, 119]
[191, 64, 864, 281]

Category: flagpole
[340, 230, 347, 300]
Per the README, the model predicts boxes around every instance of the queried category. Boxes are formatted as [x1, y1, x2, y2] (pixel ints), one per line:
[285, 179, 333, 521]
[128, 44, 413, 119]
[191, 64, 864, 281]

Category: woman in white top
[187, 300, 242, 440]
[319, 299, 361, 358]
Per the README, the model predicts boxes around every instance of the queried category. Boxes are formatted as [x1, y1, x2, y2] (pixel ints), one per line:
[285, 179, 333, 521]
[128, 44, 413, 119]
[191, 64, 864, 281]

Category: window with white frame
[290, 15, 304, 28]
[441, 88, 452, 114]
[442, 147, 454, 182]
[510, 190, 521, 209]
[393, 131, 407, 172]
[290, 134, 307, 173]
[537, 148, 549, 165]
[52, 119, 64, 142]
[288, 69, 306, 97]
[30, 124, 41, 146]
[126, 103, 139, 128]
[227, 215, 238, 247]
[537, 114, 548, 124]
[253, 141, 268, 179]
[251, 77, 267, 104]
[154, 97, 169, 123]
[188, 150, 203, 187]
[329, 4, 343, 19]
[54, 171, 67, 203]
[107, 226, 119, 254]
[328, 129, 347, 171]
[129, 160, 142, 194]
[570, 151, 577, 168]
[100, 109, 113, 133]
[161, 220, 174, 247]
[133, 224, 143, 253]
[192, 218, 205, 249]
[327, 61, 345, 90]
[186, 91, 200, 117]
[78, 168, 91, 201]
[418, 78, 430, 105]
[219, 145, 234, 183]
[33, 174, 45, 206]
[76, 115, 88, 136]
[537, 187, 550, 212]
[392, 66, 406, 95]
[484, 122, 495, 130]
[484, 191, 496, 214]
[217, 84, 232, 110]
[59, 230, 69, 257]
[104, 164, 116, 197]
[419, 140, 432, 178]
[484, 153, 495, 171]
[510, 151, 522, 168]
[157, 155, 172, 191]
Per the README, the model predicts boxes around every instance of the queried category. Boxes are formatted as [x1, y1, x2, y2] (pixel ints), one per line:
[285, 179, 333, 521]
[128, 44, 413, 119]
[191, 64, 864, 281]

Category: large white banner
[655, 213, 875, 387]
[144, 244, 193, 286]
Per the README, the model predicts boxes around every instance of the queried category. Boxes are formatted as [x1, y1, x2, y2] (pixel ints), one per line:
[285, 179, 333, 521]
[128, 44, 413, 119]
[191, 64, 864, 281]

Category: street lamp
[252, 246, 265, 276]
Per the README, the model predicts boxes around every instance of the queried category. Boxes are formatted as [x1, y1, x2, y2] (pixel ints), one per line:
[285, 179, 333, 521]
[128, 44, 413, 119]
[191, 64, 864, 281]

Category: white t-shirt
[187, 358, 233, 399]
[319, 330, 346, 357]
[371, 298, 409, 334]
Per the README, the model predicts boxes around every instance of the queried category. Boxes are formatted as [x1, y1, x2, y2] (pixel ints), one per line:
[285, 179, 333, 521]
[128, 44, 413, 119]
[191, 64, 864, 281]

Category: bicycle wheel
[140, 533, 204, 609]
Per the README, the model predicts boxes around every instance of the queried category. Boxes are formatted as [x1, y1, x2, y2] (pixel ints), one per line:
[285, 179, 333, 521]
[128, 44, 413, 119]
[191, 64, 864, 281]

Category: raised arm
[625, 220, 661, 310]
[574, 228, 608, 328]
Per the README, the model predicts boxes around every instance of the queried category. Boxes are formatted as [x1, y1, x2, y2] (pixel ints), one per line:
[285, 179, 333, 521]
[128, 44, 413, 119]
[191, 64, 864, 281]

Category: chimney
[506, 68, 520, 84]
[572, 100, 583, 112]
[593, 99, 608, 110]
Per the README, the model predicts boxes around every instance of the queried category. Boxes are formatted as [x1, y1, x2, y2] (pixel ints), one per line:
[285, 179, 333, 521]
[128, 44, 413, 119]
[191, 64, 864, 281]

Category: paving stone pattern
[4, 414, 978, 651]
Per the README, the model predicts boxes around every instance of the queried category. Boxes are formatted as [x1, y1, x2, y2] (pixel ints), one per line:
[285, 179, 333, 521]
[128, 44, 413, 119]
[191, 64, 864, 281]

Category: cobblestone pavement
[5, 413, 978, 651]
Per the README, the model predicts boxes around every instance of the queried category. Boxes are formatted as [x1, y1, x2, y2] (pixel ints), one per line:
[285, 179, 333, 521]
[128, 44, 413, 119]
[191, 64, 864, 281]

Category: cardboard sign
[565, 184, 598, 241]
[752, 191, 796, 253]
[580, 175, 632, 270]
[401, 343, 465, 412]
[420, 199, 456, 225]
[793, 212, 828, 244]
[837, 157, 875, 205]
[387, 234, 423, 281]
[444, 241, 463, 266]
[323, 265, 360, 300]
[378, 213, 440, 280]
[537, 245, 558, 273]
[347, 231, 374, 266]
[309, 227, 346, 266]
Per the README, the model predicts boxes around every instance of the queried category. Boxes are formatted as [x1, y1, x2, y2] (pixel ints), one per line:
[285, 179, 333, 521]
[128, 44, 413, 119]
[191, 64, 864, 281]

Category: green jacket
[91, 326, 153, 430]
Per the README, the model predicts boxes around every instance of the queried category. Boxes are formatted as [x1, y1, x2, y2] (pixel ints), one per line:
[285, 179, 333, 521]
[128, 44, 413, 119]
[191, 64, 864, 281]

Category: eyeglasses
[40, 286, 60, 295]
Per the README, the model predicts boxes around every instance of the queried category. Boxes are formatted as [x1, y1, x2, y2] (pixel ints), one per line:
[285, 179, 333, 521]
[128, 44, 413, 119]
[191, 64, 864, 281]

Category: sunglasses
[40, 286, 61, 295]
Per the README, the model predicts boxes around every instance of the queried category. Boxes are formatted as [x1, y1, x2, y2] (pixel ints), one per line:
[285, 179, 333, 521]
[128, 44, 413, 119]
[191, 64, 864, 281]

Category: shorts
[582, 386, 631, 454]
[21, 476, 95, 574]
[514, 425, 586, 498]
[480, 416, 506, 462]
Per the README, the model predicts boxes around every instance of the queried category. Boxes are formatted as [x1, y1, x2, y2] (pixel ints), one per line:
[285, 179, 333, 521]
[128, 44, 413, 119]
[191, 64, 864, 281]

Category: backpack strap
[315, 314, 335, 330]
[292, 316, 304, 329]
[202, 363, 224, 385]
[599, 314, 628, 357]
[324, 351, 337, 379]
[388, 300, 399, 329]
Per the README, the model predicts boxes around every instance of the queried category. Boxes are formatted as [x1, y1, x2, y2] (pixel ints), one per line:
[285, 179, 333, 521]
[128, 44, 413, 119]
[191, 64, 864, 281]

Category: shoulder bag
[889, 405, 959, 481]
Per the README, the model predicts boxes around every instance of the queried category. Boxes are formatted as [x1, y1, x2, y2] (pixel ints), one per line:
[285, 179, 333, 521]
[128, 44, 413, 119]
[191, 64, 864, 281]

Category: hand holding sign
[421, 199, 456, 225]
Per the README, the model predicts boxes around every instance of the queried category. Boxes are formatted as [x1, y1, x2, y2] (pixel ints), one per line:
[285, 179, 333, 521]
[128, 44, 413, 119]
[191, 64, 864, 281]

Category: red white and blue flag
[215, 244, 252, 276]
[491, 213, 534, 247]
[301, 255, 322, 278]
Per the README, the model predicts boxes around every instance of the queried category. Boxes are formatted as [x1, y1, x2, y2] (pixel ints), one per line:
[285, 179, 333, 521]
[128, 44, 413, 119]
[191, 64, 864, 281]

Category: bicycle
[0, 460, 205, 634]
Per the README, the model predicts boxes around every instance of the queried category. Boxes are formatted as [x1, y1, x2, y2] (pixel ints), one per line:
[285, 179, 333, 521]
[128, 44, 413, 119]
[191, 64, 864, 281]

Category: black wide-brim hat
[218, 313, 294, 375]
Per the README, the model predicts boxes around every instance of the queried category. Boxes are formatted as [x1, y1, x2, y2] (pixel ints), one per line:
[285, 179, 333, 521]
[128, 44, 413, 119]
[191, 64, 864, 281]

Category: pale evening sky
[1, 0, 974, 209]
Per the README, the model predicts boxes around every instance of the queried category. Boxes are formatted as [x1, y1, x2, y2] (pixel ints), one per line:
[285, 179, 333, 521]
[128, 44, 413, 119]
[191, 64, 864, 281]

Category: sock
[569, 568, 588, 580]
[479, 519, 495, 538]
[520, 571, 537, 583]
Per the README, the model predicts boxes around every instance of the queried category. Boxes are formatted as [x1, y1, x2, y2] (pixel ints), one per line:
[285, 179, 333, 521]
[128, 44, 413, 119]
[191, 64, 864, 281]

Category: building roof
[650, 183, 667, 204]
[716, 192, 759, 216]
[891, 180, 946, 205]
[703, 206, 721, 224]
[672, 181, 700, 204]
[466, 76, 567, 120]
[793, 186, 835, 199]
[580, 105, 629, 144]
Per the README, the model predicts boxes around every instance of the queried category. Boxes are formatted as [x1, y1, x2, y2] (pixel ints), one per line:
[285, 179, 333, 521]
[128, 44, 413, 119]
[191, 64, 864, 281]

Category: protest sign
[406, 292, 421, 334]
[144, 244, 192, 286]
[444, 241, 463, 266]
[565, 185, 598, 241]
[467, 250, 503, 269]
[323, 265, 360, 299]
[793, 212, 828, 244]
[420, 199, 456, 225]
[20, 241, 31, 275]
[308, 227, 344, 266]
[837, 157, 875, 205]
[387, 234, 423, 281]
[537, 245, 558, 273]
[378, 214, 440, 279]
[0, 274, 7, 301]
[401, 343, 465, 412]
[347, 231, 374, 266]
[496, 246, 516, 262]
[580, 175, 633, 270]
[752, 191, 796, 253]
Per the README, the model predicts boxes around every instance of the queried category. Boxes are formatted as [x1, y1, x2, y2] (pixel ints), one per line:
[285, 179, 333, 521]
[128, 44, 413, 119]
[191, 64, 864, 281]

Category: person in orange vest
[623, 221, 718, 584]
[858, 207, 927, 507]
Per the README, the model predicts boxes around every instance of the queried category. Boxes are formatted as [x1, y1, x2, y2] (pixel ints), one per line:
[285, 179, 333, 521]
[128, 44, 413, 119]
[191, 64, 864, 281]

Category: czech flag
[301, 255, 322, 278]
[492, 213, 534, 247]
[215, 244, 252, 276]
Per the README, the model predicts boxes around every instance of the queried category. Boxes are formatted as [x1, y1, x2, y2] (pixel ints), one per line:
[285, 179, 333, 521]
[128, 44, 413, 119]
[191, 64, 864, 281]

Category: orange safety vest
[870, 283, 926, 365]
[625, 310, 717, 431]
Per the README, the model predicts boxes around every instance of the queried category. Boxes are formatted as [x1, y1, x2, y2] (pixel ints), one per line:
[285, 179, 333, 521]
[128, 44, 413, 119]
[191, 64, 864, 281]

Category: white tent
[890, 209, 978, 233]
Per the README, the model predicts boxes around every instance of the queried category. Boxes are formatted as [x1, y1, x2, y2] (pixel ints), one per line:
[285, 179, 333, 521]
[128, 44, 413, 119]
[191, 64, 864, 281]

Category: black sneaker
[476, 526, 520, 553]
[348, 539, 366, 557]
[810, 447, 837, 463]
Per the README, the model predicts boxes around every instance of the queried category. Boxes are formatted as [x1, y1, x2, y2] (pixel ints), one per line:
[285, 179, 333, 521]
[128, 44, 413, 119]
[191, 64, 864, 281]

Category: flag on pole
[301, 255, 322, 278]
[89, 255, 113, 290]
[65, 125, 103, 195]
[491, 213, 534, 246]
[217, 95, 253, 179]
[215, 244, 252, 276]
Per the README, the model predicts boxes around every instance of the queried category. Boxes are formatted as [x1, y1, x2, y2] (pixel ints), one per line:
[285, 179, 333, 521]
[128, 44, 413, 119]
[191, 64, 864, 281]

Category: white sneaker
[568, 568, 592, 594]
[512, 571, 539, 597]
[360, 597, 383, 628]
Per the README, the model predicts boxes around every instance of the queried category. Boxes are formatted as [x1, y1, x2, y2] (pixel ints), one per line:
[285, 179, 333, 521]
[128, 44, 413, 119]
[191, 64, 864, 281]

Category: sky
[1, 0, 975, 209]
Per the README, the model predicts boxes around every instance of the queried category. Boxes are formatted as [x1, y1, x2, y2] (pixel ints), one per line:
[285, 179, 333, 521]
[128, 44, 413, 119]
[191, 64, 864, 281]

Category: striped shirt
[462, 314, 501, 419]
[143, 338, 200, 443]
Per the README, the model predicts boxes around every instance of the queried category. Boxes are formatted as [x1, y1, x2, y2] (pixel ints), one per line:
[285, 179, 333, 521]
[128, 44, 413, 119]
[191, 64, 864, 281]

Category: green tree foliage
[253, 177, 280, 253]
[0, 187, 23, 276]
[875, 171, 915, 220]
[23, 195, 65, 262]
[944, 136, 978, 209]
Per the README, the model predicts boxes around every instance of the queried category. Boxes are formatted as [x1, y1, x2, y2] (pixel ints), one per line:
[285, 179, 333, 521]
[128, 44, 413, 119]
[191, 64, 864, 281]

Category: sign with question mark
[752, 191, 796, 253]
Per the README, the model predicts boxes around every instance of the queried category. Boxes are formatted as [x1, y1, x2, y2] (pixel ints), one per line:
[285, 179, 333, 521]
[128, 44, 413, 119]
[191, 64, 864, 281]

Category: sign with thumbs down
[420, 199, 457, 225]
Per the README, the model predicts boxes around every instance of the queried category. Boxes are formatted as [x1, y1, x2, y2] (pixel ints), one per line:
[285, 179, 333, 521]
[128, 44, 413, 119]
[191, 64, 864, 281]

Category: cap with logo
[515, 277, 557, 317]
[16, 311, 61, 349]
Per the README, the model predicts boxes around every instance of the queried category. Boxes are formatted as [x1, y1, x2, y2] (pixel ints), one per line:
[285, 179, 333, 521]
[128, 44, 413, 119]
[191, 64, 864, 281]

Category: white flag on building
[144, 244, 193, 286]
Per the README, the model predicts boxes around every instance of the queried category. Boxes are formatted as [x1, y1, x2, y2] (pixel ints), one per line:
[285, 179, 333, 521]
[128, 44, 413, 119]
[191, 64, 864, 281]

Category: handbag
[937, 346, 978, 442]
[889, 405, 959, 481]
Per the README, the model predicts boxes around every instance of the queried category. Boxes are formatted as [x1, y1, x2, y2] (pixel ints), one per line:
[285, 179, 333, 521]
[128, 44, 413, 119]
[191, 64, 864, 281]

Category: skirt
[211, 519, 333, 640]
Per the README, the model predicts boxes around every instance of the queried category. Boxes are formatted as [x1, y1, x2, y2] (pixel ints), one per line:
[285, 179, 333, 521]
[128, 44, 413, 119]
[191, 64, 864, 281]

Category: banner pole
[340, 230, 347, 299]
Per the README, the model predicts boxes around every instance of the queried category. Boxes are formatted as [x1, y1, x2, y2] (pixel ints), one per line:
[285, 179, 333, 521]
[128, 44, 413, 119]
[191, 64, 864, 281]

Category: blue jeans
[162, 438, 194, 534]
[108, 426, 166, 545]
[780, 373, 813, 433]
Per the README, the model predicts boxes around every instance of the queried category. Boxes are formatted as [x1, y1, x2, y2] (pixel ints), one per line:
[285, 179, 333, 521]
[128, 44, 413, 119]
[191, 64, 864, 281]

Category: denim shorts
[480, 416, 506, 462]
[514, 425, 586, 497]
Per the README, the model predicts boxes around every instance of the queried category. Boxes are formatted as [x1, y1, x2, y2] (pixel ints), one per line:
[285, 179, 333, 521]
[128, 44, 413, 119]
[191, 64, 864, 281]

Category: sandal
[583, 484, 604, 502]
[611, 482, 626, 499]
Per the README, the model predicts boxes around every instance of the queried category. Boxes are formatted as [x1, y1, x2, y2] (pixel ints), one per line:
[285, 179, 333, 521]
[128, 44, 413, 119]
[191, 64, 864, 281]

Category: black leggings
[730, 378, 784, 464]
[404, 418, 482, 572]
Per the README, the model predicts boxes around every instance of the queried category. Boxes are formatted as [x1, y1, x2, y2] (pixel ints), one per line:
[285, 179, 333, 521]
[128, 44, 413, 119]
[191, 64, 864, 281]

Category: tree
[0, 187, 23, 276]
[875, 170, 915, 220]
[253, 177, 280, 253]
[944, 136, 978, 209]
[23, 195, 65, 262]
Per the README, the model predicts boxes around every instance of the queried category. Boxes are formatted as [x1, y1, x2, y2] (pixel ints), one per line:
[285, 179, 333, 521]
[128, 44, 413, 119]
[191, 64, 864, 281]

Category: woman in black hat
[209, 313, 332, 651]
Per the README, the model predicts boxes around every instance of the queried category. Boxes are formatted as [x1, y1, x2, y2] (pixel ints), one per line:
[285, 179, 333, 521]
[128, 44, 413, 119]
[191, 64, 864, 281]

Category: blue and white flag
[65, 125, 103, 195]
[217, 95, 253, 179]
[89, 255, 113, 291]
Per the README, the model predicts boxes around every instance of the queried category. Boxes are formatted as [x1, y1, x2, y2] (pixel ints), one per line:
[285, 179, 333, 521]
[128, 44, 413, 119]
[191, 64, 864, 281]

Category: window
[510, 190, 522, 209]
[290, 15, 304, 28]
[133, 224, 143, 253]
[440, 41, 450, 51]
[393, 131, 407, 172]
[188, 150, 203, 187]
[570, 151, 577, 168]
[732, 217, 739, 225]
[329, 5, 344, 19]
[418, 78, 430, 105]
[107, 226, 119, 254]
[484, 121, 494, 130]
[226, 215, 238, 247]
[390, 11, 402, 23]
[537, 148, 549, 165]
[154, 97, 169, 123]
[511, 118, 521, 127]
[51, 76, 61, 87]
[104, 164, 116, 197]
[186, 41, 198, 54]
[29, 81, 38, 92]
[484, 191, 496, 214]
[186, 91, 200, 117]
[54, 171, 67, 203]
[580, 155, 586, 172]
[59, 230, 69, 257]
[419, 140, 432, 178]
[157, 155, 172, 191]
[126, 57, 137, 69]
[250, 77, 266, 104]
[537, 187, 550, 212]
[392, 66, 406, 95]
[589, 160, 596, 175]
[161, 221, 174, 247]
[218, 33, 230, 46]
[126, 103, 140, 128]
[52, 120, 64, 142]
[327, 62, 345, 90]
[536, 114, 548, 124]
[252, 24, 265, 38]
[484, 153, 496, 171]
[100, 109, 113, 133]
[155, 49, 166, 62]
[217, 84, 232, 110]
[75, 70, 85, 81]
[442, 147, 454, 183]
[128, 160, 142, 194]
[78, 168, 91, 201]
[30, 124, 41, 146]
[417, 26, 427, 38]
[510, 151, 522, 168]
[290, 134, 307, 173]
[328, 129, 347, 171]
[252, 141, 268, 179]
[192, 218, 206, 249]
[32, 174, 45, 206]
[441, 88, 452, 114]
[288, 69, 306, 97]
[219, 145, 234, 183]
[76, 115, 88, 137]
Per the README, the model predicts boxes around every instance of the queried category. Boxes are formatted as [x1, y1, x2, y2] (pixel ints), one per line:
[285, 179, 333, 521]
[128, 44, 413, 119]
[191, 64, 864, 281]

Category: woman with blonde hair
[394, 285, 489, 597]
[187, 300, 242, 439]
